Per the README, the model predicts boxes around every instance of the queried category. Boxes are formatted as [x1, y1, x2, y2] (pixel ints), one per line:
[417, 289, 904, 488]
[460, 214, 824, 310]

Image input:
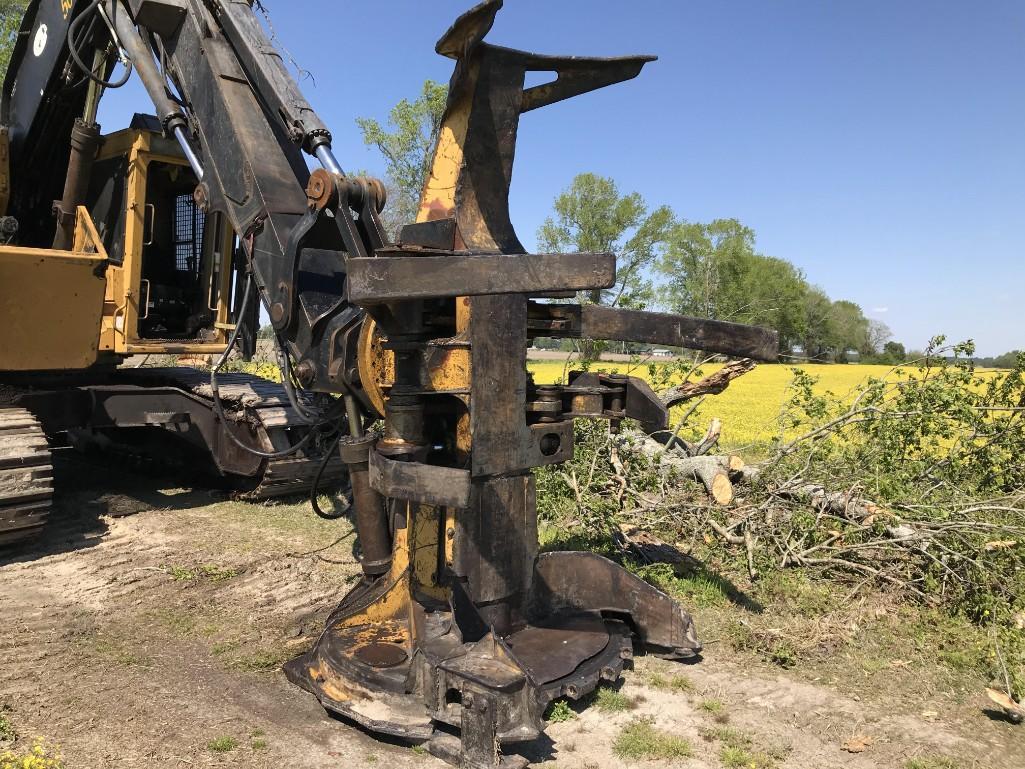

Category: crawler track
[0, 408, 53, 545]
[127, 368, 349, 500]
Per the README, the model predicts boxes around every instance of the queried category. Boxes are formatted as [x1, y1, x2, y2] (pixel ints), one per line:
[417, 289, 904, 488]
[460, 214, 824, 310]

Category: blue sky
[99, 1, 1025, 356]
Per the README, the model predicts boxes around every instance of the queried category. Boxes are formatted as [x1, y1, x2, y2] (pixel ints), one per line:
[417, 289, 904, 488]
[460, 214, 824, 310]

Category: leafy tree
[356, 80, 448, 234]
[658, 218, 756, 321]
[658, 219, 807, 355]
[538, 173, 673, 310]
[537, 173, 673, 361]
[828, 300, 869, 362]
[992, 350, 1024, 369]
[882, 340, 906, 362]
[734, 254, 807, 354]
[0, 1, 26, 81]
[801, 285, 835, 361]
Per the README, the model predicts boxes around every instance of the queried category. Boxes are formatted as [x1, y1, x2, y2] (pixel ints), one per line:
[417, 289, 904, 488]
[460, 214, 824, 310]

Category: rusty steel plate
[354, 641, 409, 669]
[504, 612, 610, 684]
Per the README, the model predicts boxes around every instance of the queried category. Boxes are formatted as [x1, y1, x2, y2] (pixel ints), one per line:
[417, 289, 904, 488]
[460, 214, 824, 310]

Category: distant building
[652, 349, 673, 358]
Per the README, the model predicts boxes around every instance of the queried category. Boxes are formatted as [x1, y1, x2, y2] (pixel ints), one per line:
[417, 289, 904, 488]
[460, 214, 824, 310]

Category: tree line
[537, 173, 905, 363]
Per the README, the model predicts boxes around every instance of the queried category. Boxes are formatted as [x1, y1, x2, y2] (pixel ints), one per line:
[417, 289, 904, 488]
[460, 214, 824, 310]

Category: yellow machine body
[0, 208, 108, 370]
[0, 128, 237, 373]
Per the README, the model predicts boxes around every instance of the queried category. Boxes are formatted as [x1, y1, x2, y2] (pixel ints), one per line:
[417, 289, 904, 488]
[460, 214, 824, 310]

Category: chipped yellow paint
[337, 525, 412, 629]
[313, 666, 357, 703]
[444, 507, 456, 570]
[416, 95, 472, 224]
[357, 318, 472, 416]
[411, 505, 448, 601]
[357, 319, 394, 417]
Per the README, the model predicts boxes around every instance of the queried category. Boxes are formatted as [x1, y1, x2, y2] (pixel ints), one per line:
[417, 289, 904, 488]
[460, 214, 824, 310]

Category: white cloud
[871, 307, 889, 314]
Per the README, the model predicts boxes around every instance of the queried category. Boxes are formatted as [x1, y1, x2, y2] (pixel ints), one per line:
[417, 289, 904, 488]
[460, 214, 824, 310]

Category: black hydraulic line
[269, 328, 349, 426]
[210, 274, 320, 460]
[310, 430, 350, 520]
[67, 0, 133, 89]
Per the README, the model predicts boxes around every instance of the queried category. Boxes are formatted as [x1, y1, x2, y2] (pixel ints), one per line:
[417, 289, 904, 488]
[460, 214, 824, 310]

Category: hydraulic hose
[210, 274, 321, 459]
[68, 0, 133, 89]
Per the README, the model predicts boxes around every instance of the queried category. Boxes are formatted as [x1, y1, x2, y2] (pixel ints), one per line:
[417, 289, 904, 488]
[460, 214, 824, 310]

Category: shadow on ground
[0, 448, 230, 567]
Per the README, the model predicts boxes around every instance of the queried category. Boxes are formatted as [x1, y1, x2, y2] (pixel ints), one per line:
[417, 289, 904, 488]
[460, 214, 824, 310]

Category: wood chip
[841, 734, 874, 753]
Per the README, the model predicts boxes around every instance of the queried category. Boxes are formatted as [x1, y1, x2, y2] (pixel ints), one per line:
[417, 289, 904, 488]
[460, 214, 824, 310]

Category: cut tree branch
[661, 358, 757, 409]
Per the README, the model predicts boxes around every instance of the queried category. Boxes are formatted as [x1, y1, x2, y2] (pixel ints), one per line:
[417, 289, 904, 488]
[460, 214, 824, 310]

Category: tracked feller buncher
[0, 1, 348, 545]
[0, 1, 778, 766]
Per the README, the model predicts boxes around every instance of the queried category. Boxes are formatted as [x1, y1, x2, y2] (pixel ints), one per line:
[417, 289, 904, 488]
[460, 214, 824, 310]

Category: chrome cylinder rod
[174, 125, 205, 181]
[315, 144, 344, 177]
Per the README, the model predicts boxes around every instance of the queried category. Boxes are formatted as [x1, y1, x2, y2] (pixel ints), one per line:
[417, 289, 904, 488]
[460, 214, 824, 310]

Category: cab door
[92, 129, 241, 359]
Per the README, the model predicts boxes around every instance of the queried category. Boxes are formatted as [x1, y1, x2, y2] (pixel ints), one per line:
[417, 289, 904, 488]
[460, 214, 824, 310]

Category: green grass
[724, 621, 800, 670]
[699, 698, 725, 715]
[90, 637, 152, 669]
[755, 572, 833, 618]
[147, 608, 198, 638]
[613, 718, 693, 761]
[198, 564, 238, 582]
[721, 745, 775, 769]
[905, 758, 960, 769]
[166, 564, 238, 583]
[703, 726, 751, 748]
[211, 639, 240, 656]
[249, 727, 267, 751]
[168, 565, 197, 581]
[592, 686, 633, 712]
[632, 562, 731, 608]
[207, 736, 238, 753]
[545, 699, 575, 723]
[703, 727, 778, 769]
[227, 646, 292, 673]
[410, 745, 428, 757]
[645, 671, 694, 693]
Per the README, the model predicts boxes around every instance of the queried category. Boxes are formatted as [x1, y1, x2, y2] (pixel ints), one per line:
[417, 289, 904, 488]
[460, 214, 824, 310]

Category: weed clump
[0, 712, 15, 743]
[544, 699, 575, 723]
[905, 758, 960, 769]
[166, 564, 238, 582]
[592, 686, 634, 712]
[207, 736, 238, 753]
[645, 671, 694, 693]
[720, 745, 775, 769]
[613, 718, 692, 760]
[699, 698, 725, 715]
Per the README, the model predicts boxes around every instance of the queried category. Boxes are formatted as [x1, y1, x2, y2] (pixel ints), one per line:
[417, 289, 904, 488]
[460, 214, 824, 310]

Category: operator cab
[85, 115, 243, 357]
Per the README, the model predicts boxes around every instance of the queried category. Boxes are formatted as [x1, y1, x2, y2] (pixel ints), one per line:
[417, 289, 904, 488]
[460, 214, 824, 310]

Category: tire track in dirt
[0, 481, 426, 769]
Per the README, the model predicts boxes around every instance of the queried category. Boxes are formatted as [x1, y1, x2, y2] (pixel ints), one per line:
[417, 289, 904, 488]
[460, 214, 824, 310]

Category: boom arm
[109, 0, 363, 394]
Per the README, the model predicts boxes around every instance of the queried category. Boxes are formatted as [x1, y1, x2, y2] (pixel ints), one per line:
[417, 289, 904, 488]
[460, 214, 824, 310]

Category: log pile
[620, 361, 754, 507]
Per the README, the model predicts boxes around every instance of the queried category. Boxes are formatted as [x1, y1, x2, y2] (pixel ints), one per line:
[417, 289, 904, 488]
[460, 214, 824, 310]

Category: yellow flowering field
[228, 354, 999, 453]
[527, 360, 904, 451]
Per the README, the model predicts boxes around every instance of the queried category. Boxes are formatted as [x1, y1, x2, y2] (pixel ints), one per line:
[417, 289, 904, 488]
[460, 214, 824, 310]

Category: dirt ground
[1, 454, 1019, 768]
